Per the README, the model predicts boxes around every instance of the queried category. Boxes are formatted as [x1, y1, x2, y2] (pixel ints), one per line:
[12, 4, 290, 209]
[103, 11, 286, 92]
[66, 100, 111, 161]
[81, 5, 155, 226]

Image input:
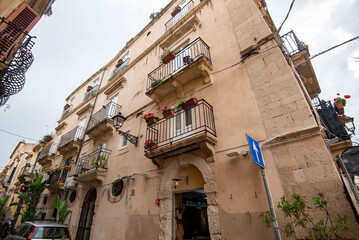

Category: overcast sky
[0, 0, 358, 169]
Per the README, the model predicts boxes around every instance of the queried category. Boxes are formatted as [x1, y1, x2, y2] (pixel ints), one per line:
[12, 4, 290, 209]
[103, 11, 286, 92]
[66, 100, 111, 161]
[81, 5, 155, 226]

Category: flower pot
[146, 117, 158, 126]
[335, 102, 344, 114]
[87, 86, 93, 92]
[162, 52, 176, 64]
[65, 167, 71, 171]
[149, 145, 158, 152]
[64, 104, 70, 110]
[163, 109, 175, 119]
[340, 118, 345, 124]
[48, 171, 53, 175]
[171, 6, 181, 17]
[116, 59, 123, 68]
[59, 178, 65, 183]
[181, 98, 198, 110]
[56, 168, 61, 172]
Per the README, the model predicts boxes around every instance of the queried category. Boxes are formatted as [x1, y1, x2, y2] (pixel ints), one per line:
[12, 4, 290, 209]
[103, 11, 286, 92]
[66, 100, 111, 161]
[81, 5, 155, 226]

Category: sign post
[246, 134, 281, 240]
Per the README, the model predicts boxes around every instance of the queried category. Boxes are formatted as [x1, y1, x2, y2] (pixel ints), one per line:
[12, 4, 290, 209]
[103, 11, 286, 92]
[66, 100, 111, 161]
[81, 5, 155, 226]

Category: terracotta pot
[64, 104, 70, 110]
[171, 6, 181, 17]
[162, 52, 176, 64]
[163, 109, 175, 119]
[87, 86, 93, 92]
[116, 59, 123, 68]
[340, 118, 345, 124]
[146, 117, 158, 126]
[149, 145, 158, 152]
[56, 168, 61, 172]
[65, 167, 71, 171]
[181, 98, 198, 110]
[48, 171, 53, 175]
[59, 178, 65, 183]
[335, 102, 344, 114]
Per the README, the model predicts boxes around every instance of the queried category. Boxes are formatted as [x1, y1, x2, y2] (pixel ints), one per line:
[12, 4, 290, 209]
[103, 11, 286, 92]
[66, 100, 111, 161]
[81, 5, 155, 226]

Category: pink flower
[337, 93, 340, 96]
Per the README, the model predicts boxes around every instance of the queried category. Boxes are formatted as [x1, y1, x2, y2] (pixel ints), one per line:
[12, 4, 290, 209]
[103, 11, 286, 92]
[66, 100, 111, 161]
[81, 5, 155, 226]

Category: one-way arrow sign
[246, 134, 265, 168]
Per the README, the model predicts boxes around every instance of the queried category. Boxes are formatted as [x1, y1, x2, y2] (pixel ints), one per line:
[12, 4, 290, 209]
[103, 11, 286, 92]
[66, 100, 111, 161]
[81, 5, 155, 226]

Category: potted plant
[171, 6, 181, 17]
[64, 104, 70, 110]
[144, 139, 158, 152]
[151, 79, 162, 88]
[47, 169, 53, 175]
[56, 167, 61, 172]
[338, 114, 346, 124]
[162, 106, 175, 119]
[178, 98, 198, 110]
[333, 93, 350, 114]
[91, 152, 108, 169]
[161, 50, 176, 64]
[87, 86, 93, 92]
[143, 113, 160, 126]
[115, 59, 123, 68]
[64, 165, 71, 171]
[59, 178, 65, 183]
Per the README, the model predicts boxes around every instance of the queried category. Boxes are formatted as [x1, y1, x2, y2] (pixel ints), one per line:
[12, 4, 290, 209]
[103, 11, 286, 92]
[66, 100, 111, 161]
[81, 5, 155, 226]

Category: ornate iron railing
[147, 38, 211, 92]
[84, 85, 99, 101]
[280, 30, 306, 57]
[87, 102, 122, 132]
[58, 126, 84, 149]
[0, 17, 35, 106]
[76, 148, 111, 175]
[47, 171, 60, 184]
[165, 1, 195, 32]
[108, 58, 130, 82]
[145, 99, 216, 152]
[38, 142, 58, 160]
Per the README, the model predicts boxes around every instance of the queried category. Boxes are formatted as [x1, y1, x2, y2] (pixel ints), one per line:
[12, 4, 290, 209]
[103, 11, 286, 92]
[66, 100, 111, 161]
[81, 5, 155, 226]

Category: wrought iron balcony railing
[76, 148, 111, 175]
[147, 38, 211, 92]
[58, 126, 84, 149]
[165, 0, 195, 32]
[84, 85, 99, 102]
[47, 171, 60, 184]
[38, 142, 58, 160]
[108, 58, 130, 82]
[145, 99, 216, 152]
[1, 17, 35, 106]
[280, 30, 306, 57]
[61, 104, 72, 118]
[87, 102, 121, 132]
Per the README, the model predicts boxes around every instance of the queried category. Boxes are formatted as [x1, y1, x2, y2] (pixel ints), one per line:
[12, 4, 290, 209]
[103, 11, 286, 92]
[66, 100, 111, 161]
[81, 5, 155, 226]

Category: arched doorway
[76, 188, 97, 240]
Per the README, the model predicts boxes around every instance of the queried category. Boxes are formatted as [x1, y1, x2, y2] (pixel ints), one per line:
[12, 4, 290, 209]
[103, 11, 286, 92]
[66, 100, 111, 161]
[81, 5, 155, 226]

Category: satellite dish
[341, 146, 359, 176]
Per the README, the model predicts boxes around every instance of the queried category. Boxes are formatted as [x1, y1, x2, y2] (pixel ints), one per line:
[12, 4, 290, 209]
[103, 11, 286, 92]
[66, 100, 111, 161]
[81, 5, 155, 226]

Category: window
[112, 179, 124, 197]
[120, 134, 128, 149]
[69, 191, 76, 203]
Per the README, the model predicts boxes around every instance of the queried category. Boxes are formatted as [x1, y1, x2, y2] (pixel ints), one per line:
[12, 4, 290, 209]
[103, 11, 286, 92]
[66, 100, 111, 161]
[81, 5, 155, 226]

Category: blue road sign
[246, 134, 265, 168]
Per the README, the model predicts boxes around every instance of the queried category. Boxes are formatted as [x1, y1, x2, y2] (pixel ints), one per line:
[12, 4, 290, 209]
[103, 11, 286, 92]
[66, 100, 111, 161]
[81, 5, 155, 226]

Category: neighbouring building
[0, 140, 42, 225]
[4, 0, 358, 239]
[0, 0, 55, 106]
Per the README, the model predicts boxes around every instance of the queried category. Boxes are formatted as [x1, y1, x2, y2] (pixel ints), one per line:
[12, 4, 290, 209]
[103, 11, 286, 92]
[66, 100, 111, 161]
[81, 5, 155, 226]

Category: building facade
[6, 0, 358, 239]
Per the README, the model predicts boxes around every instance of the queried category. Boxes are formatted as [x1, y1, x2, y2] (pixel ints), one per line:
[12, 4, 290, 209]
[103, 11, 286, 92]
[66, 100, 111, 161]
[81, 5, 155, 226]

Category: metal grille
[58, 126, 84, 149]
[280, 30, 306, 57]
[147, 37, 211, 92]
[87, 102, 122, 132]
[108, 58, 130, 82]
[76, 148, 111, 175]
[84, 85, 99, 101]
[165, 0, 194, 32]
[145, 99, 216, 152]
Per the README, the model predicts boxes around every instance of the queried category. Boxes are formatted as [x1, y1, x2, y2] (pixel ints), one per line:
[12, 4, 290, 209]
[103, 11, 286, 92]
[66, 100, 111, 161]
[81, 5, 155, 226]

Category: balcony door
[49, 134, 61, 155]
[75, 117, 86, 140]
[107, 95, 118, 118]
[172, 108, 194, 142]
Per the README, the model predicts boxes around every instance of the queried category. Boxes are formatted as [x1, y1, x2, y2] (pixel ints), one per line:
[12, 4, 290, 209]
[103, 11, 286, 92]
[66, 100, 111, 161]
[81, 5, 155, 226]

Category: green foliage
[55, 195, 70, 224]
[260, 192, 354, 240]
[39, 134, 52, 144]
[177, 100, 187, 108]
[91, 152, 108, 168]
[11, 173, 46, 223]
[126, 37, 133, 46]
[149, 8, 163, 20]
[0, 195, 9, 221]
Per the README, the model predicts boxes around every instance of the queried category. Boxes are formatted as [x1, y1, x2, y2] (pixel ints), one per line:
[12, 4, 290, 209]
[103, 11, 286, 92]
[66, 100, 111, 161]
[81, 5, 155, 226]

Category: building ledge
[75, 168, 107, 186]
[86, 119, 115, 142]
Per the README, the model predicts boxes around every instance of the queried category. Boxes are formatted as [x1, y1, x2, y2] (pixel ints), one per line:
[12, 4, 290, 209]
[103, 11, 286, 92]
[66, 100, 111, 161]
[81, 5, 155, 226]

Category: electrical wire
[0, 128, 39, 142]
[277, 0, 296, 33]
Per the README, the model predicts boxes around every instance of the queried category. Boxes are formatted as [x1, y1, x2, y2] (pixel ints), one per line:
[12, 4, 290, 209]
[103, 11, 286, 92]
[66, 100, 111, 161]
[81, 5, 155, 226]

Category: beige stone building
[30, 0, 359, 239]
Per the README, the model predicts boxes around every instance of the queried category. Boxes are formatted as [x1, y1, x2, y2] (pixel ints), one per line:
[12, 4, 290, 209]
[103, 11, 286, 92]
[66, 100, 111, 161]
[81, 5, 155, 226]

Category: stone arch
[158, 153, 221, 240]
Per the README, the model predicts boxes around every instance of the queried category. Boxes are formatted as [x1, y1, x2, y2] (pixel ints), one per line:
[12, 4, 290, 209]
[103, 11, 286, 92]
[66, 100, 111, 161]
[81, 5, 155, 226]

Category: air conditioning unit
[64, 176, 77, 189]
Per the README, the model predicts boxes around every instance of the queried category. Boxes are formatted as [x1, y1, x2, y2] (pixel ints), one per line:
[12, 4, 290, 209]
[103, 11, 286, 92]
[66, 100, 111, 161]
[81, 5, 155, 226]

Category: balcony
[38, 143, 57, 166]
[75, 148, 111, 185]
[86, 102, 121, 141]
[84, 85, 99, 102]
[313, 99, 353, 142]
[108, 58, 130, 82]
[146, 38, 212, 102]
[57, 126, 84, 154]
[281, 30, 320, 99]
[46, 170, 65, 193]
[61, 105, 72, 119]
[145, 99, 216, 168]
[165, 1, 195, 32]
[17, 164, 33, 184]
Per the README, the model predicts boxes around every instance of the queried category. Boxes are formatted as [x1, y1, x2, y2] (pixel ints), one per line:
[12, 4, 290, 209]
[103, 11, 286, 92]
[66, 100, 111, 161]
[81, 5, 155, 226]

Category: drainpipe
[74, 68, 107, 167]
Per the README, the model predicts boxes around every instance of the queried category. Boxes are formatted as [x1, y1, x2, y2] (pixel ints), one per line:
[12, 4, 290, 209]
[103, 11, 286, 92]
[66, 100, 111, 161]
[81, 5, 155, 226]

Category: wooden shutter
[0, 2, 40, 57]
